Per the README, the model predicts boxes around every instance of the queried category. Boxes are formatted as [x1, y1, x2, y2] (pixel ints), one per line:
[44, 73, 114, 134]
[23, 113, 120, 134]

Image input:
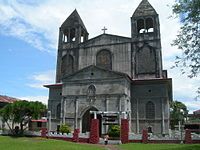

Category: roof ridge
[61, 9, 88, 32]
[0, 95, 19, 103]
[132, 0, 157, 17]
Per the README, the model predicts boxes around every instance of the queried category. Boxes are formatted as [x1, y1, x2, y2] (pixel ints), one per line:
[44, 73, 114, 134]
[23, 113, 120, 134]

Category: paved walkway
[97, 144, 121, 150]
[99, 138, 122, 145]
[104, 145, 121, 150]
[98, 138, 122, 150]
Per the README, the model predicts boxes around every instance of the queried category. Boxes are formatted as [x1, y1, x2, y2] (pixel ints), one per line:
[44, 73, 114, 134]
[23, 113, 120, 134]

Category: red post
[185, 129, 192, 144]
[142, 129, 148, 143]
[41, 128, 47, 138]
[89, 119, 99, 144]
[120, 119, 129, 144]
[72, 128, 80, 142]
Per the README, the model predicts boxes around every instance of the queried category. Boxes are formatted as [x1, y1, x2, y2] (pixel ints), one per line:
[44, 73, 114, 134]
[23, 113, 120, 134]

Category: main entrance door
[82, 107, 102, 136]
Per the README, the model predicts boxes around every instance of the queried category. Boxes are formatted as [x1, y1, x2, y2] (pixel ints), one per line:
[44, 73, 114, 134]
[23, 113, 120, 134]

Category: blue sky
[0, 34, 55, 96]
[0, 0, 199, 113]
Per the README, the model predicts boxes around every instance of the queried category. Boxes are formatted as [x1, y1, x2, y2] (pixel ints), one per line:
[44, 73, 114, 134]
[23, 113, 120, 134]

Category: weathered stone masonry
[45, 0, 172, 135]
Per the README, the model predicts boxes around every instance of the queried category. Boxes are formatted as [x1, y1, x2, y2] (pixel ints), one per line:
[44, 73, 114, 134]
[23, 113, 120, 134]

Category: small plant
[59, 124, 71, 134]
[108, 125, 120, 137]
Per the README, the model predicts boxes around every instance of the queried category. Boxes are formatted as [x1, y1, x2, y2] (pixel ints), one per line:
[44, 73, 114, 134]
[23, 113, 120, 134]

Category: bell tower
[56, 10, 89, 82]
[131, 0, 163, 79]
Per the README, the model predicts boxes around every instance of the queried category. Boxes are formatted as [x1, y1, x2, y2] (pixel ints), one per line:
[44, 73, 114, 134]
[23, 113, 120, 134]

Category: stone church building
[45, 0, 172, 135]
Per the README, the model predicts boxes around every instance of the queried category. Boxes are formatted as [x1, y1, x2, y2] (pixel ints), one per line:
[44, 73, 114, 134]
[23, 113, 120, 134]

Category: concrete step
[99, 138, 122, 145]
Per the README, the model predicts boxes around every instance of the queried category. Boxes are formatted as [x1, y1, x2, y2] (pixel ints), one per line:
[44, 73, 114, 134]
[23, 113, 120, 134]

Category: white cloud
[163, 59, 200, 113]
[163, 59, 200, 97]
[0, 1, 58, 53]
[18, 96, 48, 105]
[1, 0, 199, 111]
[27, 70, 55, 89]
[0, 0, 180, 53]
[184, 101, 200, 113]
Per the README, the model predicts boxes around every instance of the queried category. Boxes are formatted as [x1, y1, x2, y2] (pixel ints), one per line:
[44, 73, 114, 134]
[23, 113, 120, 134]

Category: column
[161, 98, 165, 135]
[78, 26, 82, 43]
[104, 96, 108, 134]
[63, 98, 66, 124]
[47, 110, 51, 136]
[74, 97, 78, 129]
[89, 119, 99, 144]
[136, 98, 139, 134]
[58, 28, 63, 46]
[118, 96, 122, 112]
[68, 28, 70, 42]
[121, 119, 129, 144]
[94, 112, 97, 119]
[128, 99, 132, 133]
[83, 32, 88, 42]
[118, 96, 122, 125]
[105, 96, 108, 111]
[60, 98, 64, 124]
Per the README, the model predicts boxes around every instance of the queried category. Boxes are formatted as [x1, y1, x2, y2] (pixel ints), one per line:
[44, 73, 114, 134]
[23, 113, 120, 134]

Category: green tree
[108, 125, 120, 137]
[170, 101, 189, 129]
[171, 0, 200, 98]
[59, 124, 71, 134]
[0, 100, 46, 135]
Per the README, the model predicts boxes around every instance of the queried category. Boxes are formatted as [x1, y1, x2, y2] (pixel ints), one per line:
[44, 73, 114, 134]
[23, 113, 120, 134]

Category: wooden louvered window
[146, 101, 155, 119]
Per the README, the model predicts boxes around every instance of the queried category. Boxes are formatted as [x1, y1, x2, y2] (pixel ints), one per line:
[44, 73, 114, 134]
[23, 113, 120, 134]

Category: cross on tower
[102, 26, 107, 34]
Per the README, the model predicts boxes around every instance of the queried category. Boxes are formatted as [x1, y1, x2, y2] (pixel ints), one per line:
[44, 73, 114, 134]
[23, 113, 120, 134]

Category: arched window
[87, 85, 96, 97]
[96, 50, 112, 70]
[87, 85, 96, 103]
[137, 19, 146, 33]
[146, 18, 154, 33]
[56, 103, 61, 119]
[146, 101, 155, 119]
[70, 28, 76, 41]
[137, 18, 154, 34]
[63, 29, 69, 42]
[136, 46, 156, 74]
[61, 54, 74, 76]
[63, 34, 68, 42]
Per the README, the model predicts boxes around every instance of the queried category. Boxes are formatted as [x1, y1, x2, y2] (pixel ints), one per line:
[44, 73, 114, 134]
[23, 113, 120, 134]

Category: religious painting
[96, 50, 112, 70]
[87, 85, 96, 104]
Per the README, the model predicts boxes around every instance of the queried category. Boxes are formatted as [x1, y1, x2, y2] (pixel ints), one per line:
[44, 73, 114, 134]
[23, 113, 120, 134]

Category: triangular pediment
[63, 65, 130, 81]
[133, 0, 157, 17]
[80, 34, 131, 47]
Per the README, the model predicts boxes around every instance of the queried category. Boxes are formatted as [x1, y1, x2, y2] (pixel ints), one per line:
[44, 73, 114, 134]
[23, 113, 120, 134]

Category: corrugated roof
[194, 109, 200, 114]
[31, 119, 47, 123]
[0, 95, 18, 103]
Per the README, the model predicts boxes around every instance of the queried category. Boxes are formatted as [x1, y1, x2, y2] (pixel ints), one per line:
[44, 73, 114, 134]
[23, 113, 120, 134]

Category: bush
[108, 125, 120, 137]
[59, 124, 71, 134]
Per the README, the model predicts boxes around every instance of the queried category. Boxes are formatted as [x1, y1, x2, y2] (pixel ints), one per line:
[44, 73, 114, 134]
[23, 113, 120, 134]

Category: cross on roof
[102, 26, 107, 34]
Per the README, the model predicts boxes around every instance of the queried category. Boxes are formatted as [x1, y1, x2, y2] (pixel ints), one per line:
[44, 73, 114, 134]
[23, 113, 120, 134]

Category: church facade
[45, 0, 172, 135]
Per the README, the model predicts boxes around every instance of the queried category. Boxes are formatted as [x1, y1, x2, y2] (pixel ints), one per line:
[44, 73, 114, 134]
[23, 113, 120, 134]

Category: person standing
[104, 134, 109, 145]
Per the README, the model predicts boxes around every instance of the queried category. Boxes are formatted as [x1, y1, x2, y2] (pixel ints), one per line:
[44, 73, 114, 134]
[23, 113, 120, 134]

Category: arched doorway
[82, 107, 102, 136]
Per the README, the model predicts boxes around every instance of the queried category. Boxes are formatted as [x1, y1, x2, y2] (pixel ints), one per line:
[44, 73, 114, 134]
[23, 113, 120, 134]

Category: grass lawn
[119, 143, 200, 150]
[1, 136, 200, 150]
[0, 136, 104, 150]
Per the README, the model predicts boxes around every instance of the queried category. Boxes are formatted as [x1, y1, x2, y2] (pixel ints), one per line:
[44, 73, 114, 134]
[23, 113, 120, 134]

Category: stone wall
[79, 35, 131, 77]
[131, 80, 171, 134]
